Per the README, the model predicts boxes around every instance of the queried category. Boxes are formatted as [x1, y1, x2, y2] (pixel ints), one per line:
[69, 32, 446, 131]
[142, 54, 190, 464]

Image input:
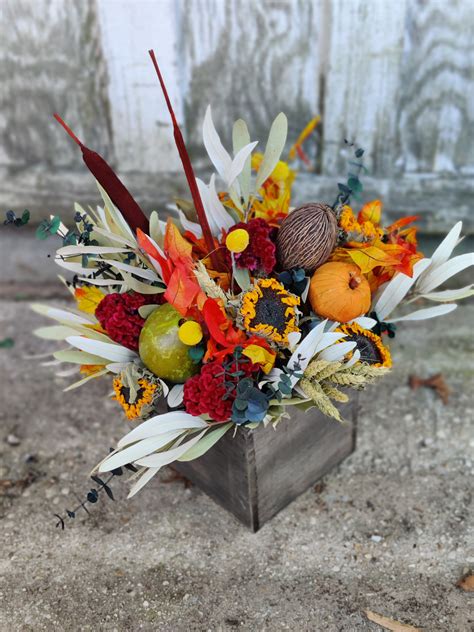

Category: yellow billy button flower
[178, 320, 203, 346]
[226, 228, 250, 254]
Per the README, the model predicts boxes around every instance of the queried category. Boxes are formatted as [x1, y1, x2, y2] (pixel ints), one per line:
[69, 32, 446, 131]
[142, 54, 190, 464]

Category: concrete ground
[0, 231, 473, 631]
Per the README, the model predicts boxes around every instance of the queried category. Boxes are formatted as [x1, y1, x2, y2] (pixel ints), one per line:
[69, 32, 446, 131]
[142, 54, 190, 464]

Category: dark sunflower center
[346, 333, 382, 365]
[250, 287, 287, 332]
[120, 386, 144, 404]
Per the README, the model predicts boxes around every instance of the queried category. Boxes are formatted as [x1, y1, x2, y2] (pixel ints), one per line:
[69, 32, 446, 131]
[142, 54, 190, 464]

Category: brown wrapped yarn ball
[276, 203, 338, 273]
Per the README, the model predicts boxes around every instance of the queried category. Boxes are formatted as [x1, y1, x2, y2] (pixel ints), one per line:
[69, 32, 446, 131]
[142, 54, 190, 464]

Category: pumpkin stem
[349, 274, 360, 290]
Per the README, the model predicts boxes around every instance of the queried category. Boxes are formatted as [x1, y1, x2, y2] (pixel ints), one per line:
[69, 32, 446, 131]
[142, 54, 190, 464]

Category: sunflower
[240, 278, 300, 346]
[113, 367, 162, 420]
[336, 322, 392, 368]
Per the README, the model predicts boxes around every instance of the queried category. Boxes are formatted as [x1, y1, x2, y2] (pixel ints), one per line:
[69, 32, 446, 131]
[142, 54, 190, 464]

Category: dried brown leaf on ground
[365, 609, 421, 631]
[0, 471, 37, 497]
[456, 571, 474, 592]
[408, 373, 450, 404]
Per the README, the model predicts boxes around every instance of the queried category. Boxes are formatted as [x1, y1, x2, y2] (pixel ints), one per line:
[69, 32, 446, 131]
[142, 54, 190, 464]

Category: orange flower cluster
[332, 200, 423, 291]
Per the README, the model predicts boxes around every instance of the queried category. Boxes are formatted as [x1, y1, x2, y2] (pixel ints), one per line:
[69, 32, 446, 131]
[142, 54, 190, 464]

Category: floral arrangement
[30, 51, 473, 510]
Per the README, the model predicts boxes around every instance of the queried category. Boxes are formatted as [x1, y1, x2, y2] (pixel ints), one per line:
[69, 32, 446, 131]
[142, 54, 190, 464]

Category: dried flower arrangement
[28, 51, 473, 521]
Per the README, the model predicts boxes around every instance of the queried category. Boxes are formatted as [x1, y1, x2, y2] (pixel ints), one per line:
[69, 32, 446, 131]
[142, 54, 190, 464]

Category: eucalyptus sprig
[36, 215, 62, 240]
[265, 358, 304, 402]
[332, 141, 367, 212]
[3, 209, 30, 227]
[53, 460, 138, 530]
[35, 211, 100, 248]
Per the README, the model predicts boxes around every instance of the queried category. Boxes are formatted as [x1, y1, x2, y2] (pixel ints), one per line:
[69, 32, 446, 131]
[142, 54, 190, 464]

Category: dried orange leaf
[347, 246, 401, 273]
[456, 572, 474, 592]
[386, 215, 419, 233]
[164, 218, 193, 264]
[358, 199, 382, 225]
[164, 267, 199, 316]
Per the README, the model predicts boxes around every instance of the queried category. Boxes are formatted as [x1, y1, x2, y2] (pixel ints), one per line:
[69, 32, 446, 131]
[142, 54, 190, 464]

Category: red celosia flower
[95, 292, 163, 351]
[224, 218, 277, 274]
[183, 356, 258, 422]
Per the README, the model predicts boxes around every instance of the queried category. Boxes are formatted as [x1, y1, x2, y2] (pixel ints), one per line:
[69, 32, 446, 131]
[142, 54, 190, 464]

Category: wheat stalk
[300, 378, 343, 421]
[305, 359, 343, 381]
[194, 260, 228, 304]
[345, 364, 391, 379]
[328, 372, 367, 386]
[321, 382, 349, 403]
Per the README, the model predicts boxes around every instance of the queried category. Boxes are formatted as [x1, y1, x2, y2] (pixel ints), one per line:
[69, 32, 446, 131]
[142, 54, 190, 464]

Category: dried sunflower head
[336, 322, 392, 368]
[239, 278, 300, 347]
[113, 365, 163, 421]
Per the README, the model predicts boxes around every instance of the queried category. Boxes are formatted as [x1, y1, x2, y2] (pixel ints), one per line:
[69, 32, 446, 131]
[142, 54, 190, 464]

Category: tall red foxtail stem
[53, 114, 149, 235]
[148, 49, 220, 271]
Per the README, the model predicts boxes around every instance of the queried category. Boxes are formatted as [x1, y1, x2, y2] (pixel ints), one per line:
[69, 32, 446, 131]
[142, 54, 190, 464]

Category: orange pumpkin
[309, 262, 371, 323]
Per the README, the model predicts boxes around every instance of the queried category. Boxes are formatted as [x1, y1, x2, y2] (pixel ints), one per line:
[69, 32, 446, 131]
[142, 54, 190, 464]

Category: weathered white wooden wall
[1, 0, 473, 231]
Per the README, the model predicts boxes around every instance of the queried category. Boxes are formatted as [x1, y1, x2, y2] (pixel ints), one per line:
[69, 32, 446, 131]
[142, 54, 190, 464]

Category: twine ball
[276, 203, 338, 273]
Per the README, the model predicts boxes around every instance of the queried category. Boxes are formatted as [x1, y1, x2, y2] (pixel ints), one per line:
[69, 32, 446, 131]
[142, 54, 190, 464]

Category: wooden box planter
[174, 398, 358, 531]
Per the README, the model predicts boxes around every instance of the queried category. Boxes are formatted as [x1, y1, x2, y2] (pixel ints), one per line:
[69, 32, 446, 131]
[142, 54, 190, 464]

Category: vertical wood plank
[396, 0, 474, 174]
[252, 398, 356, 528]
[173, 425, 255, 528]
[96, 0, 183, 173]
[181, 0, 324, 158]
[321, 0, 407, 177]
[0, 0, 112, 168]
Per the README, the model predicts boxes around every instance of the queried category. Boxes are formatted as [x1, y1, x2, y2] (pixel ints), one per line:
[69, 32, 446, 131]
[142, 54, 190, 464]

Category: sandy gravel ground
[0, 241, 473, 630]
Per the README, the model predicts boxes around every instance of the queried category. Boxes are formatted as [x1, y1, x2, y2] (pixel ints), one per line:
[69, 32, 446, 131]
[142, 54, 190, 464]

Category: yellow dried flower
[74, 286, 105, 314]
[79, 364, 104, 376]
[339, 205, 382, 241]
[178, 320, 203, 346]
[270, 160, 291, 182]
[226, 229, 250, 253]
[113, 376, 159, 421]
[242, 344, 276, 374]
[339, 206, 360, 233]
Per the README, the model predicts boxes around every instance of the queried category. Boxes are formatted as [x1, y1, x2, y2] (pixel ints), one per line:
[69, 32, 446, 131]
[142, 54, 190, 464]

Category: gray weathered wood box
[174, 399, 358, 531]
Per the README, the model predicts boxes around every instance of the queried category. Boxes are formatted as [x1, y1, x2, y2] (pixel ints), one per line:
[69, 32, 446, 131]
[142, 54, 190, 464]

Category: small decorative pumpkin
[276, 203, 337, 273]
[308, 262, 371, 323]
